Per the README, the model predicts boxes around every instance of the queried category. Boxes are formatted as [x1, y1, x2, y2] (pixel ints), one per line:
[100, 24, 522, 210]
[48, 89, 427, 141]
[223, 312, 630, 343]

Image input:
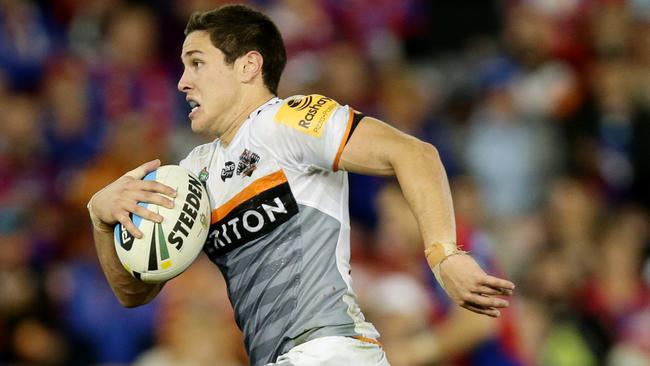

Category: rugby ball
[114, 165, 211, 283]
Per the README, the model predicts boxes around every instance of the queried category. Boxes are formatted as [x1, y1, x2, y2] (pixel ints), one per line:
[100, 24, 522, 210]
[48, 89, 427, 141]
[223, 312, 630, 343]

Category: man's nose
[177, 70, 192, 92]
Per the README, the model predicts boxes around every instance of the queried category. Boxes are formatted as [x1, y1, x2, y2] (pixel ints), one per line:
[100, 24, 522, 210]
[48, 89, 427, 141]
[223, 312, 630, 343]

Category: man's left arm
[339, 117, 514, 317]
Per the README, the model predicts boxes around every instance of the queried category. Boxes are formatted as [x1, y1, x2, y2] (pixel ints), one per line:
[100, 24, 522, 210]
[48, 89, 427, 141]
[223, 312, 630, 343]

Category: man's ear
[237, 51, 264, 83]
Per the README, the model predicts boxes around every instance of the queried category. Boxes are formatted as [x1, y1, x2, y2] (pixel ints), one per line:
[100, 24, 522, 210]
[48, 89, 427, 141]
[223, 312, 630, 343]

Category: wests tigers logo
[237, 149, 260, 177]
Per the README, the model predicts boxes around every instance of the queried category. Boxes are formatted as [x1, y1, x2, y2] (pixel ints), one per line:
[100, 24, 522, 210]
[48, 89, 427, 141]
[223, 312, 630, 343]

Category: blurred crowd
[0, 0, 649, 365]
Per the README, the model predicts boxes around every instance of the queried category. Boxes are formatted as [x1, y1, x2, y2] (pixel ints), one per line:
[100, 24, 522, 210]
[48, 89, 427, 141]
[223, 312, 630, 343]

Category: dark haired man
[87, 4, 514, 365]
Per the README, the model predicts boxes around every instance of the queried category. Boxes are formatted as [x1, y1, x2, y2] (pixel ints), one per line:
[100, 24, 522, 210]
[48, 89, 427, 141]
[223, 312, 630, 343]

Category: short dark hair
[185, 4, 286, 95]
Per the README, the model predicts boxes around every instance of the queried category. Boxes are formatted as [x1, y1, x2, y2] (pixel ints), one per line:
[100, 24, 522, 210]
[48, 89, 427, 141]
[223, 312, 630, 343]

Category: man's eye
[192, 60, 203, 68]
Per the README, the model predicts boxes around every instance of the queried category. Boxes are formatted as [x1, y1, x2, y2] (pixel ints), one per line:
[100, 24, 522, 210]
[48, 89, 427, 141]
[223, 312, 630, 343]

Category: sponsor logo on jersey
[287, 95, 312, 110]
[221, 161, 235, 181]
[204, 170, 298, 258]
[198, 166, 209, 183]
[167, 173, 204, 251]
[274, 94, 339, 138]
[237, 149, 260, 177]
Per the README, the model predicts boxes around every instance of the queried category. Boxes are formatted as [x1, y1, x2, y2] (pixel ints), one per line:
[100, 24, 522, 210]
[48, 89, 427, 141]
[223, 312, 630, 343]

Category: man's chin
[190, 119, 216, 139]
[190, 118, 206, 133]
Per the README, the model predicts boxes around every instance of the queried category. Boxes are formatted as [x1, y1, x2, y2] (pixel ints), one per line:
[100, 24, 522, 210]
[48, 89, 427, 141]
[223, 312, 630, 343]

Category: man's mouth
[188, 99, 201, 118]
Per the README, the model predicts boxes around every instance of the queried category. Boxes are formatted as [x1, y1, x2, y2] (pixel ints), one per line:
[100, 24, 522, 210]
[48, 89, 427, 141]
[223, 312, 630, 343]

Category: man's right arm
[87, 159, 176, 307]
[89, 223, 164, 307]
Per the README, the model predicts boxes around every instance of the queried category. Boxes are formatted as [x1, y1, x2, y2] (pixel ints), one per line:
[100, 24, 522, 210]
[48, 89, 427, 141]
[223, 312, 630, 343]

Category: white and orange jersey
[180, 95, 378, 365]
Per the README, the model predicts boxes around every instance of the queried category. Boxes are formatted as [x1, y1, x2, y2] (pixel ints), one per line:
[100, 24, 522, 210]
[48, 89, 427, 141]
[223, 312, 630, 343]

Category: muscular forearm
[391, 139, 456, 247]
[91, 222, 162, 307]
[340, 117, 456, 248]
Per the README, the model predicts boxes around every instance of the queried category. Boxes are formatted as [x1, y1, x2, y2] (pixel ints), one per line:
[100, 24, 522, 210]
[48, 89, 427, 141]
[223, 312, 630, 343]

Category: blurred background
[1, 0, 649, 365]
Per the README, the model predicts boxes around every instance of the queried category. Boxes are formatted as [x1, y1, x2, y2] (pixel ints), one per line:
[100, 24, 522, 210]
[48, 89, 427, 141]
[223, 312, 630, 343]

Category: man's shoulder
[275, 94, 340, 114]
[260, 94, 342, 138]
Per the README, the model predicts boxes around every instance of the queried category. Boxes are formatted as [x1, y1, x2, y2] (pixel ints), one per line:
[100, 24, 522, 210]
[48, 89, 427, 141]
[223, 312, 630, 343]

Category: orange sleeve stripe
[332, 109, 355, 172]
[210, 170, 288, 224]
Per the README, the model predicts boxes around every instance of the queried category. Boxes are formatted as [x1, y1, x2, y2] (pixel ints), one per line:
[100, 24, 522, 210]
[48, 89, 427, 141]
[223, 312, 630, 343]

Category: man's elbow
[419, 141, 440, 158]
[407, 139, 441, 163]
[113, 286, 159, 308]
[117, 296, 146, 308]
[115, 293, 147, 308]
[390, 139, 443, 173]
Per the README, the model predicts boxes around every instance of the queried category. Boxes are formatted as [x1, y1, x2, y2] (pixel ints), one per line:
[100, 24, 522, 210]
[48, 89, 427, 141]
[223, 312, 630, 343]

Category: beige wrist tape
[424, 242, 466, 290]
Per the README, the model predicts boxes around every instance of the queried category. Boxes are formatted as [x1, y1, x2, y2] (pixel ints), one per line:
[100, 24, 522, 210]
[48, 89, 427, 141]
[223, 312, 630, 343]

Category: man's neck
[219, 90, 275, 147]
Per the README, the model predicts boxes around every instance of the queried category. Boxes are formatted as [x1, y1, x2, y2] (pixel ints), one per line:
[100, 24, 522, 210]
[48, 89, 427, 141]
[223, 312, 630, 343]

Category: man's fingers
[116, 213, 143, 239]
[473, 285, 507, 296]
[500, 288, 514, 296]
[462, 304, 501, 318]
[137, 180, 177, 197]
[128, 202, 163, 224]
[462, 293, 509, 309]
[480, 275, 515, 292]
[130, 191, 175, 209]
[125, 159, 162, 179]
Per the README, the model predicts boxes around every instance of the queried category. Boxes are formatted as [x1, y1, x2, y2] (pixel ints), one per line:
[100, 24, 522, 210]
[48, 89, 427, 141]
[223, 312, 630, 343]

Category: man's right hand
[87, 159, 177, 239]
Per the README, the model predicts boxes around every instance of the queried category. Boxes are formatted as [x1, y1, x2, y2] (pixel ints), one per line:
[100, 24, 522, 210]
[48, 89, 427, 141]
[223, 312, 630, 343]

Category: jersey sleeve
[262, 94, 362, 172]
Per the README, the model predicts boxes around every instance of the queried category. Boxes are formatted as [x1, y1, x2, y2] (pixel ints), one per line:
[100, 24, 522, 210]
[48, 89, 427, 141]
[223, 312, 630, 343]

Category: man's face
[178, 31, 240, 135]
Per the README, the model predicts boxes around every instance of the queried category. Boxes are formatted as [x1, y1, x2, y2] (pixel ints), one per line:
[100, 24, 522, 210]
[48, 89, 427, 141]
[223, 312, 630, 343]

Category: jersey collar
[248, 97, 281, 120]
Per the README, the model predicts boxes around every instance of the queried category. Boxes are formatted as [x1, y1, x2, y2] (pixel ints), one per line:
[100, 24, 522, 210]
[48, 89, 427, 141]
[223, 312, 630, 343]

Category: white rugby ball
[114, 165, 211, 283]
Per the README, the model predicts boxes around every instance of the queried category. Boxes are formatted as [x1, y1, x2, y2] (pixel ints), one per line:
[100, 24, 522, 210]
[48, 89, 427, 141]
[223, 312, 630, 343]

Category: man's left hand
[438, 254, 515, 317]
